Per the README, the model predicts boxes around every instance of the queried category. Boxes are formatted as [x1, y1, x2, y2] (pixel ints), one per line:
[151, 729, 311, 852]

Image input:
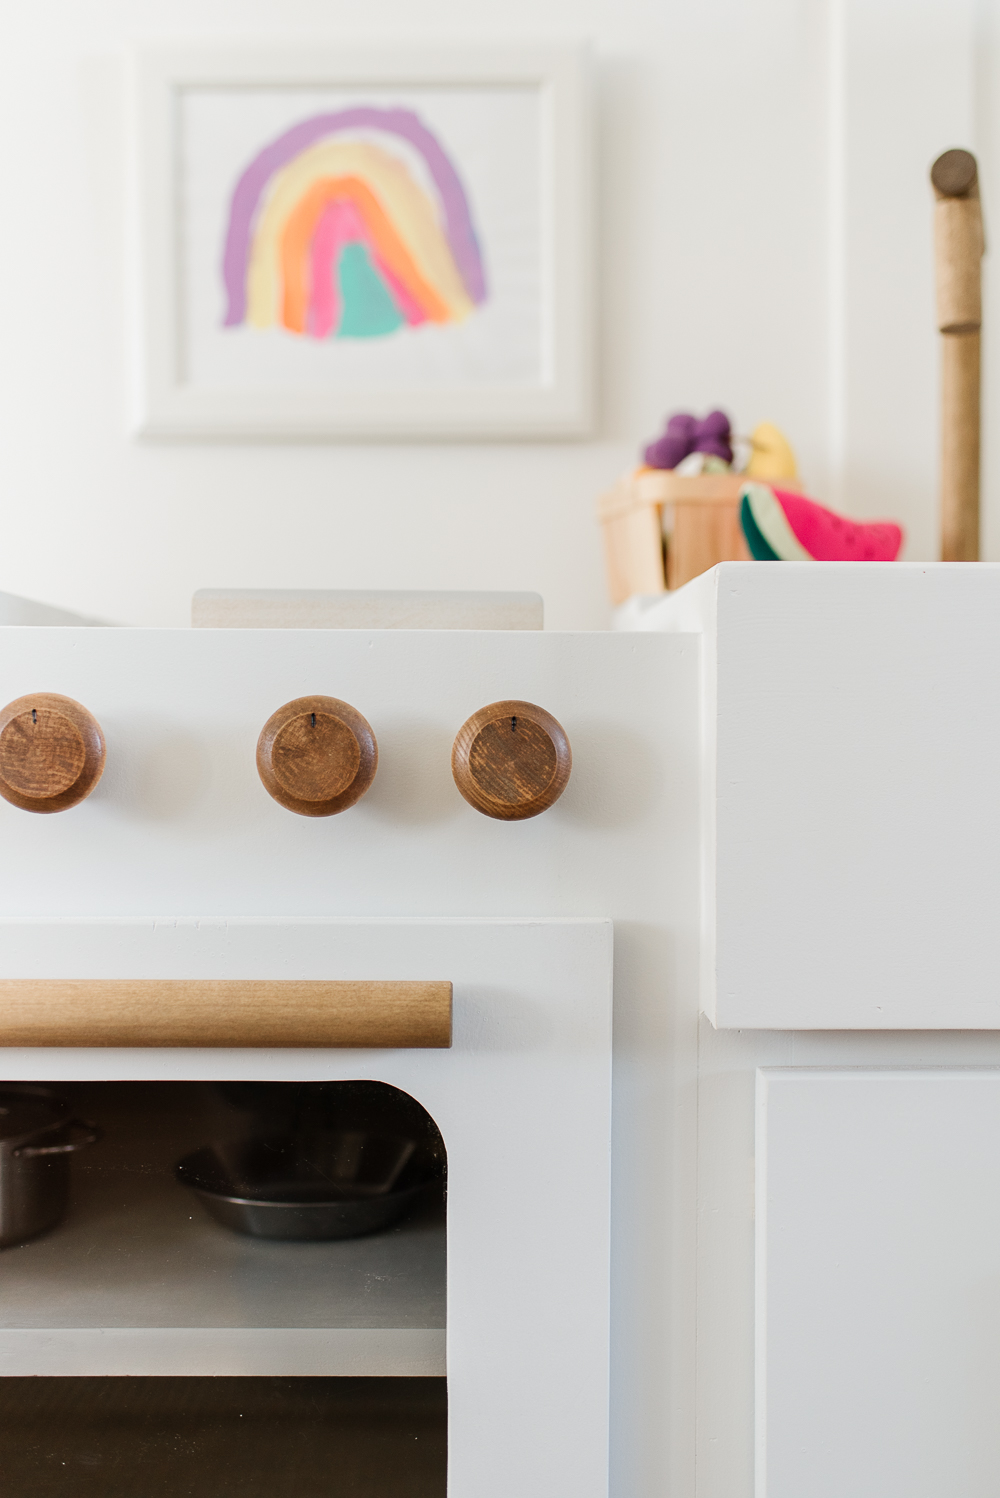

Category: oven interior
[0, 1079, 447, 1497]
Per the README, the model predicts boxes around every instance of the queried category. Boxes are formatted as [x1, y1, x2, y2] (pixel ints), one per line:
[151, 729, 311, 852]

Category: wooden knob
[256, 696, 377, 816]
[451, 700, 571, 820]
[931, 148, 978, 198]
[0, 694, 106, 813]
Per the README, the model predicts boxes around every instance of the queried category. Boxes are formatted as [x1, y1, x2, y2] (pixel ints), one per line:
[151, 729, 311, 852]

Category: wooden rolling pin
[931, 148, 985, 561]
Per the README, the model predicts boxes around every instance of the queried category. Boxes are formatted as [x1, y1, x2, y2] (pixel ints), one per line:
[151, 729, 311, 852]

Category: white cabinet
[621, 562, 1000, 1496]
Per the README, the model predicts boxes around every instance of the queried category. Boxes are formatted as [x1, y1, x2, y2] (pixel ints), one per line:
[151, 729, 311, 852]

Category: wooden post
[931, 148, 984, 561]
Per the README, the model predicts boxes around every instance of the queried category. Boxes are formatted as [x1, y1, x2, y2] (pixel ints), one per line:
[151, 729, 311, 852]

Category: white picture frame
[131, 45, 593, 441]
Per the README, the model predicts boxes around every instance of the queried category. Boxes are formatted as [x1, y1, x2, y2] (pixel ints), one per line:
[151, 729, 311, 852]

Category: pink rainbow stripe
[309, 199, 352, 338]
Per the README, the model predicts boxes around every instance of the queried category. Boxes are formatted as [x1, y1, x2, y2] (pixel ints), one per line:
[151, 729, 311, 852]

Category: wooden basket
[597, 470, 750, 606]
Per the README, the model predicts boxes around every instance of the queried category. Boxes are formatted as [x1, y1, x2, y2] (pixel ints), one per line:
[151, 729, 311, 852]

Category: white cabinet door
[757, 1068, 1000, 1498]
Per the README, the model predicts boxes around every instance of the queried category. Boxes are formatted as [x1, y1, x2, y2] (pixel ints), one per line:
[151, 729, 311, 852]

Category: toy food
[744, 422, 798, 482]
[644, 410, 733, 469]
[740, 483, 904, 562]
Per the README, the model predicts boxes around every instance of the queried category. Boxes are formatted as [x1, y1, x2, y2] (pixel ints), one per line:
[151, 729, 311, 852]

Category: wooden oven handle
[0, 979, 452, 1049]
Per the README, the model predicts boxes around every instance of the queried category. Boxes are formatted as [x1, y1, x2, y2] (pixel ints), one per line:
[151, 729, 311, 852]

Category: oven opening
[0, 1079, 447, 1497]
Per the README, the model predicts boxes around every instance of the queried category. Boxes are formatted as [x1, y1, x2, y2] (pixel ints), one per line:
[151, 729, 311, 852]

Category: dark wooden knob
[451, 700, 571, 820]
[256, 696, 377, 816]
[931, 148, 978, 198]
[0, 694, 106, 813]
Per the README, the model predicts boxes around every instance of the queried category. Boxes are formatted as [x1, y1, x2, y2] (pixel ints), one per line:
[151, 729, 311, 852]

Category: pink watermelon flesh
[773, 488, 903, 562]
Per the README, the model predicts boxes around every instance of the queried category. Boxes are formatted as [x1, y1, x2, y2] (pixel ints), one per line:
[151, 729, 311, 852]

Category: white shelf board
[0, 1330, 446, 1372]
[0, 1327, 444, 1377]
[0, 1086, 445, 1377]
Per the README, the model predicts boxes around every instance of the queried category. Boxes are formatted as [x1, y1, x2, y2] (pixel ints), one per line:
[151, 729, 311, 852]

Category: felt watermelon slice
[742, 483, 811, 560]
[740, 492, 779, 560]
[739, 483, 903, 562]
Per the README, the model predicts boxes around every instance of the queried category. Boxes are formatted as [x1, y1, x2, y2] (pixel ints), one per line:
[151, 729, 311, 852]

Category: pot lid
[0, 1090, 65, 1146]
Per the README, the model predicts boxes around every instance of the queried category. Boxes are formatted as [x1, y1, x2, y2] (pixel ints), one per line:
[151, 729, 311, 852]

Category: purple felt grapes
[644, 409, 733, 469]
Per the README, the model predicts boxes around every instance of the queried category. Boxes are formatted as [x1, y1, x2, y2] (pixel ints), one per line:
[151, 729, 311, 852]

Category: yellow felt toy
[745, 422, 798, 481]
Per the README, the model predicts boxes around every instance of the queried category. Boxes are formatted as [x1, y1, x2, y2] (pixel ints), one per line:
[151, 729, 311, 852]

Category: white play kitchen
[0, 603, 691, 1497]
[2, 567, 1000, 1498]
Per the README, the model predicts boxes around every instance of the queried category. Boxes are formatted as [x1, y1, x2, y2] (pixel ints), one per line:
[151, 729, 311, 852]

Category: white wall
[0, 0, 991, 627]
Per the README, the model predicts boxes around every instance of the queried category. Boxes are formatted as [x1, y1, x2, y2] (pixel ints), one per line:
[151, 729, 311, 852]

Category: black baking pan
[176, 1130, 434, 1241]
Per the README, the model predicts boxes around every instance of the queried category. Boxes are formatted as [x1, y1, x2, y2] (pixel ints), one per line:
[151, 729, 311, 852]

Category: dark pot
[0, 1088, 101, 1248]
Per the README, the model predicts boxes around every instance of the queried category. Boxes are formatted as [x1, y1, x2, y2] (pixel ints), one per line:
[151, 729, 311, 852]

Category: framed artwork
[132, 46, 592, 440]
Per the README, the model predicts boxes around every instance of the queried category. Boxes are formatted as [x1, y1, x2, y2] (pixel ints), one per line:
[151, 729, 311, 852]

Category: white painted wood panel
[692, 1027, 1000, 1498]
[757, 1067, 1000, 1498]
[0, 628, 688, 923]
[626, 563, 1000, 1028]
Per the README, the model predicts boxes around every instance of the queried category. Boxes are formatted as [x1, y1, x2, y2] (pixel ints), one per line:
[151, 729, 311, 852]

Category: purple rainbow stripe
[222, 107, 486, 326]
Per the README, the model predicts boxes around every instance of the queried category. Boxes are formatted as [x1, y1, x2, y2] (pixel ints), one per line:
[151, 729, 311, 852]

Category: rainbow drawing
[221, 107, 487, 341]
